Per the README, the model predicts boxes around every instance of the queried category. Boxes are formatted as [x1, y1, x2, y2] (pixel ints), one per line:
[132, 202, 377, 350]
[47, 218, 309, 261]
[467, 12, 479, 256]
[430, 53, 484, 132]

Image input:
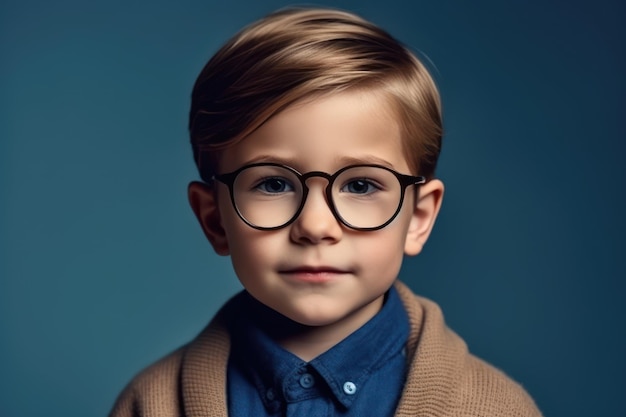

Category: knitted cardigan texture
[109, 281, 542, 416]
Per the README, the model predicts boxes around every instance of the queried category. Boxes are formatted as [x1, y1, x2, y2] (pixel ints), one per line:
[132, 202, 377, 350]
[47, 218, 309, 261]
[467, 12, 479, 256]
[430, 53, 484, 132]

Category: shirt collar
[227, 286, 409, 411]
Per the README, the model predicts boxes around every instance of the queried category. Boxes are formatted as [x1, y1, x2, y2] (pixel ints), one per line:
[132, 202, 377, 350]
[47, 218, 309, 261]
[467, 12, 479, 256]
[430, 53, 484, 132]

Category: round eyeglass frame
[212, 162, 426, 231]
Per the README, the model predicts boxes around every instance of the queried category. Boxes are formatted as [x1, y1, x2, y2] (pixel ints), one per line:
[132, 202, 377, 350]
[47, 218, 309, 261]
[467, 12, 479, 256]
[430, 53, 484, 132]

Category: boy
[110, 8, 542, 417]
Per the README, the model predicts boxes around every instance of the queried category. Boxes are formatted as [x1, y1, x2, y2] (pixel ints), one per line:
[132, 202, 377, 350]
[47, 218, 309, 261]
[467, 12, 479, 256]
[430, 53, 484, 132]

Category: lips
[279, 266, 350, 283]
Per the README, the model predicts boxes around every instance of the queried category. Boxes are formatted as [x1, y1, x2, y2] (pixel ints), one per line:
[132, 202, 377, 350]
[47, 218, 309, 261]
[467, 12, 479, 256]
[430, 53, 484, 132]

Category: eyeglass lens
[231, 165, 405, 229]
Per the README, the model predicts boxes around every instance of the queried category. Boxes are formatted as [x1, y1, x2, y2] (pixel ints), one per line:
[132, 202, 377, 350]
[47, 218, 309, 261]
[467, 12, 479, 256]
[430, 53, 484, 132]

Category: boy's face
[189, 90, 443, 332]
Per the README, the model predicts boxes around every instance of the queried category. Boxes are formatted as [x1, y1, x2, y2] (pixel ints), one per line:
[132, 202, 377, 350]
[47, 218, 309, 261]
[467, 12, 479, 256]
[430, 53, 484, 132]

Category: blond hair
[189, 8, 442, 180]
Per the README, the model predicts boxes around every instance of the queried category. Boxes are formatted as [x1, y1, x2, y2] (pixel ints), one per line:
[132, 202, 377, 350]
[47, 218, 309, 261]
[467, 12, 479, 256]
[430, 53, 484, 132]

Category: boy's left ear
[404, 179, 444, 256]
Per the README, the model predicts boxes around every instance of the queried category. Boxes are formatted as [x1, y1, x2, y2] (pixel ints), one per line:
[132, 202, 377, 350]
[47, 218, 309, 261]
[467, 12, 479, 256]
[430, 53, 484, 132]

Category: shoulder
[457, 354, 542, 416]
[394, 281, 542, 417]
[108, 303, 234, 417]
[108, 347, 187, 417]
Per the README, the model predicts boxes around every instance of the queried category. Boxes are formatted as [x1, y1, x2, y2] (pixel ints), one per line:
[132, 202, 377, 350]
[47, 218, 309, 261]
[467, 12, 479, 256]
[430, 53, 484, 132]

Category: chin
[282, 307, 344, 328]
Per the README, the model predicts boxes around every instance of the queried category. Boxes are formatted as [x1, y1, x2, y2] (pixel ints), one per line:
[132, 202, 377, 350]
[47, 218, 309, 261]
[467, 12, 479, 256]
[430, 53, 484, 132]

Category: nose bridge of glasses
[300, 170, 333, 192]
[300, 170, 332, 182]
[298, 170, 335, 208]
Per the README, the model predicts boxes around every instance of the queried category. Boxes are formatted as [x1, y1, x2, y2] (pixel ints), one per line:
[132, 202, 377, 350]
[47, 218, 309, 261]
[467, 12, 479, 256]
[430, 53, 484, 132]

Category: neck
[252, 295, 385, 362]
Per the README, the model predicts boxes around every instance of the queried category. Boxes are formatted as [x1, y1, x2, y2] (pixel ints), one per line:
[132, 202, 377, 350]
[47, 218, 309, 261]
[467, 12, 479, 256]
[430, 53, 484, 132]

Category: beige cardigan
[109, 282, 542, 416]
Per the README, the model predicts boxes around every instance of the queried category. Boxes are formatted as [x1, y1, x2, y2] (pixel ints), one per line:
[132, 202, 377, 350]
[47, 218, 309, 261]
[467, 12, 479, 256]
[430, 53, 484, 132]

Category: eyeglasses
[213, 163, 425, 231]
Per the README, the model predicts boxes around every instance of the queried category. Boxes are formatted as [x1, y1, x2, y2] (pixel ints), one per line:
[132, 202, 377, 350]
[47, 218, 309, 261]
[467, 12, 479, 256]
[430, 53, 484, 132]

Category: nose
[289, 177, 343, 245]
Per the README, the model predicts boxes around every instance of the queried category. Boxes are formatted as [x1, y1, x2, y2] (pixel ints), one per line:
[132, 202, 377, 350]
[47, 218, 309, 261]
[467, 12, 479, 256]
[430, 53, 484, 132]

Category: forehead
[218, 90, 411, 174]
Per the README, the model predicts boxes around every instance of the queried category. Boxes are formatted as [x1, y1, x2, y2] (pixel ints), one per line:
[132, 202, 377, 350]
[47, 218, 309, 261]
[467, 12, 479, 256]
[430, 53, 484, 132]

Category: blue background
[1, 0, 624, 416]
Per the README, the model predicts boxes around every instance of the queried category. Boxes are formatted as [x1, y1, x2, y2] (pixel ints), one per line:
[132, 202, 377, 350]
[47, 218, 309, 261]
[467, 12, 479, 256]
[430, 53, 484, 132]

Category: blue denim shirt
[225, 286, 410, 417]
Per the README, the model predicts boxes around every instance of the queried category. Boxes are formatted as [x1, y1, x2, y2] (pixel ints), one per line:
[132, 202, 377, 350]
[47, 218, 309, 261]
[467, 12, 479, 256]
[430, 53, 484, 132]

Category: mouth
[279, 266, 350, 283]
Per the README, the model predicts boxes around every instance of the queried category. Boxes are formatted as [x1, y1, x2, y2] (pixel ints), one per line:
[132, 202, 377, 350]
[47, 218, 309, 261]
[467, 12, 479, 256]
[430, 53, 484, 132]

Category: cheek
[226, 234, 268, 289]
[218, 201, 258, 269]
[367, 212, 412, 270]
[353, 225, 408, 273]
[221, 217, 280, 278]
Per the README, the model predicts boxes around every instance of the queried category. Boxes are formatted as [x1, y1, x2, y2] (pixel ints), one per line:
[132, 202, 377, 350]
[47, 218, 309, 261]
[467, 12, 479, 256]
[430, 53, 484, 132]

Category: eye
[255, 177, 294, 194]
[341, 179, 380, 195]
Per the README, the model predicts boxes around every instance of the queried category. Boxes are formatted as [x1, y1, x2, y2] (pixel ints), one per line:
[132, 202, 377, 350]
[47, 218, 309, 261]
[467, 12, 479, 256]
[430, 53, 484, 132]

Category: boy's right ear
[188, 181, 230, 256]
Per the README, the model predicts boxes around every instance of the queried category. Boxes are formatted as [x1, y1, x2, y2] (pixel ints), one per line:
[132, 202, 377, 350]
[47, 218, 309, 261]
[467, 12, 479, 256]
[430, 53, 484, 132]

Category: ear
[404, 179, 444, 256]
[188, 181, 230, 255]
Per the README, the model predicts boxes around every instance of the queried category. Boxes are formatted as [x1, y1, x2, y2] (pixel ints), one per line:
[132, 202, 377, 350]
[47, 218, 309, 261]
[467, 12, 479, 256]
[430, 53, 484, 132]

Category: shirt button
[266, 388, 276, 401]
[299, 373, 315, 388]
[343, 381, 357, 395]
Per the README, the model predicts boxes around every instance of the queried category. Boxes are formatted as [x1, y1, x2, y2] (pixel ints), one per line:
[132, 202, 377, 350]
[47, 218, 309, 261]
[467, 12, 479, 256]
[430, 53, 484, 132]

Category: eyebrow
[336, 155, 395, 168]
[241, 154, 396, 170]
[242, 155, 301, 167]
